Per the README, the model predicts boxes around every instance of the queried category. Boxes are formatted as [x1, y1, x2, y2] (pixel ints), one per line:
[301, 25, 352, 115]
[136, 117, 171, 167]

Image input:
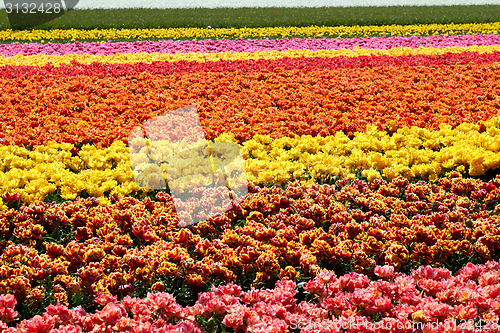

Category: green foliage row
[1, 5, 499, 31]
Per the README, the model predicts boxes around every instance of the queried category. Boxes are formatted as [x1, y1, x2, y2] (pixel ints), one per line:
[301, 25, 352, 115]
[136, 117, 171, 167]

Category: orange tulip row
[0, 173, 498, 315]
[0, 61, 499, 148]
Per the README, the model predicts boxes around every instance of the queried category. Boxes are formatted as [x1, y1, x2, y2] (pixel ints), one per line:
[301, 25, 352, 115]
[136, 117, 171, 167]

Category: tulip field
[2, 6, 500, 332]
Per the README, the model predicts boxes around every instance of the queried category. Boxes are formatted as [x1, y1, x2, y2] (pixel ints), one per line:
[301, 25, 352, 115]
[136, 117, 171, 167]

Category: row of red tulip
[0, 51, 499, 79]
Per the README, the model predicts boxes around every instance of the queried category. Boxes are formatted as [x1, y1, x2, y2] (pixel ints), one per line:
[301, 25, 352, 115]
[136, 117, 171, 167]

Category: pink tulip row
[2, 33, 500, 57]
[3, 261, 500, 332]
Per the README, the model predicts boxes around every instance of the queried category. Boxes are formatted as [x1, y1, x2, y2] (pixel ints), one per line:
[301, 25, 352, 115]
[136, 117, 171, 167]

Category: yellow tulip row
[0, 141, 140, 208]
[1, 117, 500, 208]
[242, 118, 500, 185]
[2, 44, 500, 67]
[128, 138, 246, 194]
[1, 22, 500, 41]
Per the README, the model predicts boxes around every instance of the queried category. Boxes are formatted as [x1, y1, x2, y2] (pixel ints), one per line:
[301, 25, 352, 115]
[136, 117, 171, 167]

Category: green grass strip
[1, 5, 500, 31]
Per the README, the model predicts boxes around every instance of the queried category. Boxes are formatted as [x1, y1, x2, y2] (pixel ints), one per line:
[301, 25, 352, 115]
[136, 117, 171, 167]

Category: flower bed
[1, 22, 500, 41]
[5, 34, 500, 56]
[1, 62, 500, 148]
[4, 264, 500, 332]
[0, 19, 500, 332]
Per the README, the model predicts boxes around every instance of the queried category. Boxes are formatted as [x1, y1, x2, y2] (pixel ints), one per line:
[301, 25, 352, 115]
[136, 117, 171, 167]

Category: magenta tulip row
[2, 33, 499, 57]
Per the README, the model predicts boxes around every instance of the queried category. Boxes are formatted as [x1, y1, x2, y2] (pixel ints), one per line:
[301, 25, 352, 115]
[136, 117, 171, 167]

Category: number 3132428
[5, 2, 62, 14]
